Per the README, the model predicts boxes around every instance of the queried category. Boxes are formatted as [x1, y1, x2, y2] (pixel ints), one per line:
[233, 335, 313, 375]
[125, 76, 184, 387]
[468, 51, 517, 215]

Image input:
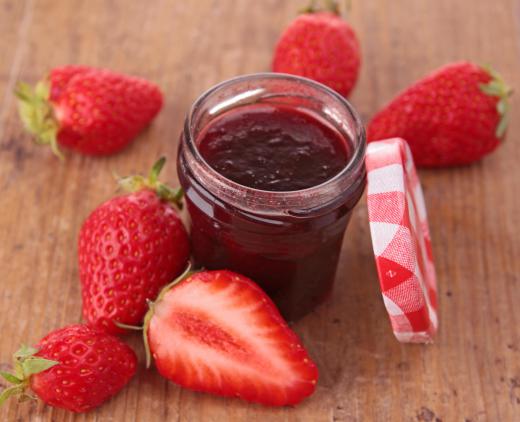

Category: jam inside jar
[178, 74, 366, 321]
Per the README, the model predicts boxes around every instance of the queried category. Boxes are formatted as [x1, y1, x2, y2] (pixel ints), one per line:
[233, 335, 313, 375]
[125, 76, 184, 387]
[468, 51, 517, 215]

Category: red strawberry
[0, 324, 137, 413]
[367, 62, 512, 167]
[144, 270, 318, 406]
[79, 157, 190, 335]
[272, 1, 360, 97]
[15, 65, 163, 157]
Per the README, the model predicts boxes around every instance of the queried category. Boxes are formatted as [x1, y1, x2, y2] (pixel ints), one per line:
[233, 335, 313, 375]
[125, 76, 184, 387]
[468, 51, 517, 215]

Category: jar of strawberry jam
[177, 73, 366, 321]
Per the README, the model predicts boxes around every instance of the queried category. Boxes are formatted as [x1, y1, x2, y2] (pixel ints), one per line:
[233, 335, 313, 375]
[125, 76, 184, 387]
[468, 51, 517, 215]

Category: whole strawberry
[143, 269, 318, 406]
[272, 0, 360, 97]
[79, 157, 190, 335]
[0, 324, 137, 413]
[367, 62, 512, 167]
[15, 65, 163, 157]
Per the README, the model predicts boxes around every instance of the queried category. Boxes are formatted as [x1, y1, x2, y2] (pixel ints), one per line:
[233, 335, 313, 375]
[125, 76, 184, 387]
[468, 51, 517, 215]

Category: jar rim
[182, 73, 366, 213]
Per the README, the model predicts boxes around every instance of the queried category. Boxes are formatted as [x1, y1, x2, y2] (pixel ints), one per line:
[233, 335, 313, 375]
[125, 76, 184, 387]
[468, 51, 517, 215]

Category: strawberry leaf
[480, 65, 512, 139]
[13, 361, 24, 380]
[21, 357, 59, 377]
[118, 174, 146, 192]
[0, 372, 22, 385]
[157, 184, 184, 210]
[0, 345, 58, 407]
[0, 385, 24, 406]
[35, 80, 50, 99]
[497, 98, 508, 115]
[117, 157, 184, 209]
[14, 82, 34, 102]
[496, 112, 509, 139]
[14, 79, 63, 160]
[13, 345, 38, 359]
[479, 83, 502, 96]
[143, 306, 154, 368]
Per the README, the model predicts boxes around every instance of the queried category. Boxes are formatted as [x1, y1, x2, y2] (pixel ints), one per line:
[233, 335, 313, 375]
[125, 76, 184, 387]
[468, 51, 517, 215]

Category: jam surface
[197, 104, 350, 191]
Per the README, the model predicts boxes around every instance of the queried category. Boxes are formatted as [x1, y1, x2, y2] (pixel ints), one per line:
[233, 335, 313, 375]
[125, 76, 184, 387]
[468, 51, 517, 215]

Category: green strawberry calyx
[300, 0, 346, 15]
[14, 80, 63, 159]
[479, 66, 513, 139]
[114, 263, 194, 368]
[117, 157, 184, 209]
[0, 345, 58, 406]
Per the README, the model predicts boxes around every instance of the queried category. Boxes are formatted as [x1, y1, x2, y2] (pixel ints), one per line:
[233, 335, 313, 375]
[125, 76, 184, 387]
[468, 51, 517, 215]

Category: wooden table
[0, 0, 519, 420]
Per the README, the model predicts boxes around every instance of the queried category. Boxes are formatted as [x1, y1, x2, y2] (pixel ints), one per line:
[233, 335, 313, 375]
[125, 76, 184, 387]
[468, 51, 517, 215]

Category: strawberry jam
[198, 104, 349, 191]
[178, 74, 366, 321]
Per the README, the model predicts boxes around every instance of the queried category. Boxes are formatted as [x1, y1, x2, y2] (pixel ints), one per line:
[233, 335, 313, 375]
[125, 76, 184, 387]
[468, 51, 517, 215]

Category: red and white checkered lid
[365, 138, 438, 343]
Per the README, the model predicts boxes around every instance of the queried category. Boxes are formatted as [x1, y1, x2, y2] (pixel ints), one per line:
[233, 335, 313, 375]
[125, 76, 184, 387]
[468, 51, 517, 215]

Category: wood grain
[0, 0, 519, 420]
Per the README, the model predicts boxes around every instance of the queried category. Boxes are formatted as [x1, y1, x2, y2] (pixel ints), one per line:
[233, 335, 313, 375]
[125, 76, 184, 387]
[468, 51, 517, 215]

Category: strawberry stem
[148, 156, 166, 184]
[14, 80, 63, 160]
[479, 65, 512, 139]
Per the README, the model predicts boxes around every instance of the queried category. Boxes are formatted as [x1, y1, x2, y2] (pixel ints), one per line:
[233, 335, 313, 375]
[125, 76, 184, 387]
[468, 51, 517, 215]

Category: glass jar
[177, 73, 366, 321]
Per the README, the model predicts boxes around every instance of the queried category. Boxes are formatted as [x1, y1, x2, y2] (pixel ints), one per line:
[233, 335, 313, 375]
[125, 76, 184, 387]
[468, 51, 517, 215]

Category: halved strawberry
[144, 270, 318, 406]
